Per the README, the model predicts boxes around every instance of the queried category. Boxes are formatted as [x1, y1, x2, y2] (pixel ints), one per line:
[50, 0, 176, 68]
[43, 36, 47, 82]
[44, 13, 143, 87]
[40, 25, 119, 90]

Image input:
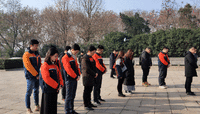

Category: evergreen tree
[120, 13, 150, 36]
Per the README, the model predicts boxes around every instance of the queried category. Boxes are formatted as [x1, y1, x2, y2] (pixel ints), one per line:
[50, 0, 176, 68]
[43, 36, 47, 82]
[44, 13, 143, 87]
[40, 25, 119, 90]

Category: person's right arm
[116, 59, 123, 78]
[62, 55, 79, 79]
[82, 57, 96, 77]
[158, 53, 169, 66]
[41, 63, 59, 89]
[93, 55, 106, 72]
[23, 52, 38, 77]
[186, 54, 198, 68]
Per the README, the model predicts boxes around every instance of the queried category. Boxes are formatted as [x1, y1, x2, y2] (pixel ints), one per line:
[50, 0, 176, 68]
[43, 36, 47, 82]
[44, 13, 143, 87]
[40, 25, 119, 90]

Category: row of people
[110, 46, 198, 96]
[22, 39, 107, 114]
[22, 39, 198, 114]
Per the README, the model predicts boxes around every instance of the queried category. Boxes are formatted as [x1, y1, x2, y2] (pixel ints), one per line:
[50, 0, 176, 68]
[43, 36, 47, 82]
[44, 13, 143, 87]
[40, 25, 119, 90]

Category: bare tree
[18, 7, 42, 51]
[41, 0, 74, 47]
[0, 0, 21, 57]
[74, 0, 103, 43]
[157, 0, 179, 30]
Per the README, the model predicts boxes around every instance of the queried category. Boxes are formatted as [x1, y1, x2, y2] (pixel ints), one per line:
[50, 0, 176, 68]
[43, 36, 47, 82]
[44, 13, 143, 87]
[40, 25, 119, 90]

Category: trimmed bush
[0, 59, 23, 69]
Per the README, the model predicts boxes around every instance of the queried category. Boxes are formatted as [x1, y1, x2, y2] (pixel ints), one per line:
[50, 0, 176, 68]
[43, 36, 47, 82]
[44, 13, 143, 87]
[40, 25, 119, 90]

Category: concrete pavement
[0, 66, 200, 114]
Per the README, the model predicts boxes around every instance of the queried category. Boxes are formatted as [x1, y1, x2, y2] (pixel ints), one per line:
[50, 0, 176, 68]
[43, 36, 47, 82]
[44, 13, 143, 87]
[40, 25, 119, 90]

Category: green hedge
[98, 28, 200, 57]
[0, 59, 23, 69]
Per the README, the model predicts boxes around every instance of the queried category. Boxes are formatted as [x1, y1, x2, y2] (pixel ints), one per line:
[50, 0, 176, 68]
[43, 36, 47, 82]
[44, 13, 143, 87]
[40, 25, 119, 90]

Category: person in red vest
[62, 44, 81, 114]
[92, 45, 106, 105]
[40, 47, 63, 114]
[158, 47, 170, 89]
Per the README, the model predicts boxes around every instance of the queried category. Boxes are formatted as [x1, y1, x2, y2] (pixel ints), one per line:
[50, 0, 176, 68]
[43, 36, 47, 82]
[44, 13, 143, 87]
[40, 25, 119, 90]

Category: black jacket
[109, 53, 117, 69]
[78, 54, 84, 64]
[185, 51, 198, 77]
[81, 54, 97, 86]
[141, 51, 152, 69]
[123, 56, 135, 86]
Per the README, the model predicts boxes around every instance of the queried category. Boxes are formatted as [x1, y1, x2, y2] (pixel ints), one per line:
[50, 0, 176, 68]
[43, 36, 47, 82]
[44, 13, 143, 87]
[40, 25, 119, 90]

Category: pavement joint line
[167, 91, 173, 114]
[119, 94, 132, 114]
[195, 101, 200, 105]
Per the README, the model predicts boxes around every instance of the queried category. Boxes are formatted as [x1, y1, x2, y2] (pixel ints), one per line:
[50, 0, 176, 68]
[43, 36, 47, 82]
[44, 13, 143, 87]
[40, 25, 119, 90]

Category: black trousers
[62, 78, 66, 100]
[185, 77, 193, 93]
[142, 68, 150, 82]
[61, 73, 66, 100]
[83, 86, 93, 107]
[117, 77, 125, 94]
[159, 67, 167, 86]
[94, 74, 102, 102]
[110, 68, 115, 77]
[40, 93, 58, 114]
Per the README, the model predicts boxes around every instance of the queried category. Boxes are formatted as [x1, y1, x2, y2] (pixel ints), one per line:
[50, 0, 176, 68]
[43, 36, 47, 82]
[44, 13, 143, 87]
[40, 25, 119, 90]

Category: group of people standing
[23, 39, 107, 114]
[109, 46, 199, 96]
[22, 39, 198, 114]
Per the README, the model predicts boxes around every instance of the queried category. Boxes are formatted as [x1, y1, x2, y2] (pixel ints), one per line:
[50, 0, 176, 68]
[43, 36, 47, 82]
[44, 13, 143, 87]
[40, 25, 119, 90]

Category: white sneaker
[159, 86, 167, 89]
[164, 85, 168, 88]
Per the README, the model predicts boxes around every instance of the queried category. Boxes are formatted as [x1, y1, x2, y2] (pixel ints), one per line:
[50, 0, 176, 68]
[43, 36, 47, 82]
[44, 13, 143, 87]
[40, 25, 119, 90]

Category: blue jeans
[25, 78, 39, 109]
[65, 77, 77, 114]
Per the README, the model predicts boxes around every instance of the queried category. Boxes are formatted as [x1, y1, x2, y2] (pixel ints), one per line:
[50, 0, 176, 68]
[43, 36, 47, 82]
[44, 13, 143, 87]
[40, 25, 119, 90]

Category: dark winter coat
[185, 51, 198, 77]
[123, 56, 135, 86]
[78, 54, 84, 64]
[109, 53, 117, 69]
[141, 51, 152, 69]
[81, 54, 97, 86]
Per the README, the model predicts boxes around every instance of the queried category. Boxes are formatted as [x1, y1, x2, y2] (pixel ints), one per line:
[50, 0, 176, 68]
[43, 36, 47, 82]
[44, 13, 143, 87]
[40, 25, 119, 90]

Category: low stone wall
[103, 57, 200, 66]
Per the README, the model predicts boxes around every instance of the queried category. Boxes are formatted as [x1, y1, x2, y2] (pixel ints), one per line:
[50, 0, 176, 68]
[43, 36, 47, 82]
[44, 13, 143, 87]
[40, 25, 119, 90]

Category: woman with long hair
[40, 47, 63, 114]
[123, 49, 135, 94]
[115, 50, 126, 97]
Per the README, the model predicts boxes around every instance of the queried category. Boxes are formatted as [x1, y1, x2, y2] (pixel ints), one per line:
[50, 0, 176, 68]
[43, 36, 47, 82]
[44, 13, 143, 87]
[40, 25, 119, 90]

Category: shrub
[0, 59, 23, 69]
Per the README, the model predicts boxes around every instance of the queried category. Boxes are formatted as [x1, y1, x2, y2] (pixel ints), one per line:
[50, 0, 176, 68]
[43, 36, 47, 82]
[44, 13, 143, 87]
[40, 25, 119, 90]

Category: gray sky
[20, 0, 195, 14]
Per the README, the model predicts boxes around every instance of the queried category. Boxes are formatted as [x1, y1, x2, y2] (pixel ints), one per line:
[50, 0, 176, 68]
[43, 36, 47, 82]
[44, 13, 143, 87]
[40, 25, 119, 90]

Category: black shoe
[125, 90, 127, 93]
[89, 104, 97, 108]
[99, 98, 106, 102]
[72, 110, 79, 114]
[110, 76, 115, 78]
[186, 92, 196, 96]
[118, 93, 126, 97]
[84, 107, 94, 110]
[94, 101, 101, 105]
[71, 110, 79, 114]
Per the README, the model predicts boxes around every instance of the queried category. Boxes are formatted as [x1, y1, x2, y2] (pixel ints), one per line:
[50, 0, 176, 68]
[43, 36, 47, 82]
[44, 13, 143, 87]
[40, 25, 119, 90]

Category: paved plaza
[0, 66, 200, 114]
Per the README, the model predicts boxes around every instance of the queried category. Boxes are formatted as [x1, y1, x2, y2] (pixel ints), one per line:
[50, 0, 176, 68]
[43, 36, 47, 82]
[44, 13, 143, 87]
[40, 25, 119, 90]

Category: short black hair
[190, 46, 197, 49]
[97, 45, 104, 50]
[65, 46, 71, 51]
[72, 43, 80, 51]
[163, 46, 169, 50]
[146, 47, 151, 50]
[88, 45, 96, 52]
[30, 39, 39, 45]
